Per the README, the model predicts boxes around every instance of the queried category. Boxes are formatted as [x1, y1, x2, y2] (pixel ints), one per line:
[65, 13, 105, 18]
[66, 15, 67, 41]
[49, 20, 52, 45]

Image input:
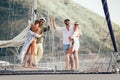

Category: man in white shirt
[52, 17, 74, 70]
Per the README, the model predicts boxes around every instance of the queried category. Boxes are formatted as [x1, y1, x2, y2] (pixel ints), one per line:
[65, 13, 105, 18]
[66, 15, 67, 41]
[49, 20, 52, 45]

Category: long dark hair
[35, 20, 40, 25]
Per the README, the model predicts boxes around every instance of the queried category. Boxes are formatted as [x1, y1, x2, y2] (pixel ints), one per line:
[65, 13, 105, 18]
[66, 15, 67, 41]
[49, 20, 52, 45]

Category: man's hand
[51, 16, 57, 30]
[47, 17, 50, 26]
[51, 16, 55, 21]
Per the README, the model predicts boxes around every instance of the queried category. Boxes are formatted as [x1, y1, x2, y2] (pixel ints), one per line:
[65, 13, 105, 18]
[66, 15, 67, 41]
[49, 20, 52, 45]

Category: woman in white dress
[66, 22, 82, 70]
[18, 20, 42, 67]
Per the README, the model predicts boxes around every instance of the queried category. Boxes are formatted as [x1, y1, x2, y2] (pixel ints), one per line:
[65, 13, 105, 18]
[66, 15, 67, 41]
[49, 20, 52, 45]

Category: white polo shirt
[62, 25, 74, 44]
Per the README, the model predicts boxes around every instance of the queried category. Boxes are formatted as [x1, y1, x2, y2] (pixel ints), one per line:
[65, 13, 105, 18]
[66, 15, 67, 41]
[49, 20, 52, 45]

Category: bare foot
[24, 65, 28, 68]
[24, 63, 29, 68]
[27, 65, 34, 68]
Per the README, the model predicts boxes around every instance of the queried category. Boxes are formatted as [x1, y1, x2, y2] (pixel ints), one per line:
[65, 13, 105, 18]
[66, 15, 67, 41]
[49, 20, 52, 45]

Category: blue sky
[73, 0, 120, 26]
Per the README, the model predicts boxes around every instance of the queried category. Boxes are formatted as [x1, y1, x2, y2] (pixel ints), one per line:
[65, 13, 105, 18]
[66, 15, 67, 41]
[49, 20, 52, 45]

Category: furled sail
[0, 20, 32, 48]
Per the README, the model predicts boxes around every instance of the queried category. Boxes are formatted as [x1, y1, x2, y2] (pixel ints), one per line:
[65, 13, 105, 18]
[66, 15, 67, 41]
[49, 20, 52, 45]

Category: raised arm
[51, 16, 57, 30]
[30, 22, 36, 32]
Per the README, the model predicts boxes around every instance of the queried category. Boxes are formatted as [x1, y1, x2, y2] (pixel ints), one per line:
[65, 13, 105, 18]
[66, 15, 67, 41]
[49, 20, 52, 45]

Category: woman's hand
[68, 36, 72, 41]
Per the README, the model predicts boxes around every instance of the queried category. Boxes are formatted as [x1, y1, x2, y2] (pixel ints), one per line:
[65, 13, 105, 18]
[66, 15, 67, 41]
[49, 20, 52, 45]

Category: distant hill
[0, 0, 120, 56]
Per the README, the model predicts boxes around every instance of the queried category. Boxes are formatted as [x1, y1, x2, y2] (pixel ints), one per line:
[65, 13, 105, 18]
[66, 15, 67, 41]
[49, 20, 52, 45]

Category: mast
[31, 0, 37, 21]
[101, 0, 118, 52]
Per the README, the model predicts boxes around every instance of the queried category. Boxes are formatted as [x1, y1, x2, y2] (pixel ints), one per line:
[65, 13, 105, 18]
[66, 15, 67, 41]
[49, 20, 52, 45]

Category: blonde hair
[74, 21, 82, 36]
[74, 21, 80, 30]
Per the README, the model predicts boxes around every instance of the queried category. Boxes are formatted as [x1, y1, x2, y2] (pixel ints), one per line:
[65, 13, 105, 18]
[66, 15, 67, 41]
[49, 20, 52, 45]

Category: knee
[66, 53, 70, 56]
[66, 54, 70, 58]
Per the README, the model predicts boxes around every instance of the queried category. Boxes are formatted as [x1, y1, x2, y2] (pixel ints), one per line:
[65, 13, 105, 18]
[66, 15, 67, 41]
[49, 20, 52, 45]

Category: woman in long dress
[18, 20, 42, 67]
[66, 22, 82, 70]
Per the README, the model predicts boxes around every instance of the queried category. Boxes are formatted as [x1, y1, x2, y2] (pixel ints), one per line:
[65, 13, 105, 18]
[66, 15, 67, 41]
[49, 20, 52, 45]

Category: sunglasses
[74, 23, 79, 25]
[64, 20, 70, 23]
[39, 20, 45, 23]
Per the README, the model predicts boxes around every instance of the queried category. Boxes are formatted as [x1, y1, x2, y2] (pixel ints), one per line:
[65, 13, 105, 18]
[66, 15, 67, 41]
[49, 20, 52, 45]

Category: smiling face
[64, 19, 70, 26]
[74, 22, 80, 31]
[39, 19, 45, 26]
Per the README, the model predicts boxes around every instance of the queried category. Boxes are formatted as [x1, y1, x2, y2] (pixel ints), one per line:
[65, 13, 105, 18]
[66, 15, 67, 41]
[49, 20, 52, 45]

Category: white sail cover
[0, 20, 31, 48]
[0, 0, 37, 48]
